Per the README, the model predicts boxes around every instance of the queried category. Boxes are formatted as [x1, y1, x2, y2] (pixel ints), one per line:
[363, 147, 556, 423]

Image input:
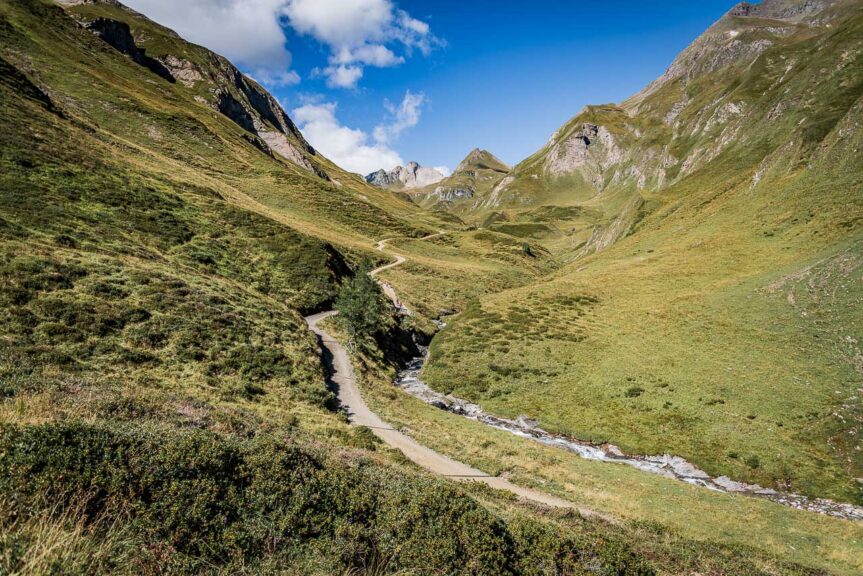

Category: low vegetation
[2, 0, 862, 574]
[0, 421, 659, 575]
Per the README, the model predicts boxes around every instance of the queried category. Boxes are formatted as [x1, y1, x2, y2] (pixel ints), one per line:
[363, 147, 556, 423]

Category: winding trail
[306, 231, 863, 523]
[304, 232, 590, 514]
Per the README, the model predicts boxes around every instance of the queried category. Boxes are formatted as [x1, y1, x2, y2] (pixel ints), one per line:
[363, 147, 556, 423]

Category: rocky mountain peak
[365, 169, 390, 187]
[365, 162, 446, 190]
[455, 149, 510, 174]
[728, 0, 832, 21]
[627, 0, 840, 110]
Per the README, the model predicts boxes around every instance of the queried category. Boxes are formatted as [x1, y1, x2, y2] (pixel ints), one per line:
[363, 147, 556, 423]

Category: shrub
[0, 422, 655, 575]
[335, 259, 393, 345]
[745, 456, 761, 469]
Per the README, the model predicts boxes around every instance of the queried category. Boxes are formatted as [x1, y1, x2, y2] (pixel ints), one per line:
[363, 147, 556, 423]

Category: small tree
[336, 259, 392, 349]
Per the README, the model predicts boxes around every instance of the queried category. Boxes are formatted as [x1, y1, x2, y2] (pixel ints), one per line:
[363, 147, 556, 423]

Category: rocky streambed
[395, 348, 863, 522]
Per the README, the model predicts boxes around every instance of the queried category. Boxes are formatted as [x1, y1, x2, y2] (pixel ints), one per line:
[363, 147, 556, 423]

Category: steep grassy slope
[425, 0, 863, 507]
[0, 1, 661, 574]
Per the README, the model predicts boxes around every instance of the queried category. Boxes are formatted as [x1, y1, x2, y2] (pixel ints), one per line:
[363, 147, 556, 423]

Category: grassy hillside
[425, 0, 863, 507]
[2, 0, 862, 573]
[0, 1, 660, 574]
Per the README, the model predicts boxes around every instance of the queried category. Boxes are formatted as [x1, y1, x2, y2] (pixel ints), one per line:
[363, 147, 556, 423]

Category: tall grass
[0, 497, 139, 575]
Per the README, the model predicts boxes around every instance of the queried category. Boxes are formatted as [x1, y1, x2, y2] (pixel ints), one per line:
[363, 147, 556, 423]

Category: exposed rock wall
[68, 3, 322, 176]
[365, 162, 445, 189]
[84, 17, 175, 83]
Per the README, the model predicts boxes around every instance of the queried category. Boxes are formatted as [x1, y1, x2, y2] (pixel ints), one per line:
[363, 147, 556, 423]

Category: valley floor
[319, 233, 863, 576]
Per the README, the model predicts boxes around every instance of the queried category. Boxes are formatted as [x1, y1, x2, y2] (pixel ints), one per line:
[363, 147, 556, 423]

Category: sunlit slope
[3, 0, 446, 249]
[0, 2, 666, 573]
[425, 0, 863, 504]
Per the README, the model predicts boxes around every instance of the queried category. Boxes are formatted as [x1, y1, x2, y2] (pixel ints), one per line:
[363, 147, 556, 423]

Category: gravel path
[304, 231, 593, 513]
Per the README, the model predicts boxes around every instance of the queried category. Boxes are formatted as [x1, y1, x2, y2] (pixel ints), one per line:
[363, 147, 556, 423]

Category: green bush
[0, 422, 654, 575]
[336, 259, 393, 345]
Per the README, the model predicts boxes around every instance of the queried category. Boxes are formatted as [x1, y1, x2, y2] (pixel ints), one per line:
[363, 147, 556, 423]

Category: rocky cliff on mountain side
[62, 0, 324, 177]
[365, 161, 446, 189]
[729, 0, 834, 20]
[405, 149, 511, 211]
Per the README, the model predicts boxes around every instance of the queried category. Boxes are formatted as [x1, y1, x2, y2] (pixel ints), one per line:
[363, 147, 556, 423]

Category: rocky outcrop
[365, 162, 445, 189]
[366, 169, 391, 187]
[430, 186, 475, 202]
[545, 122, 623, 190]
[259, 131, 318, 174]
[83, 18, 175, 83]
[730, 0, 831, 21]
[67, 4, 321, 176]
[401, 162, 447, 188]
[158, 55, 203, 87]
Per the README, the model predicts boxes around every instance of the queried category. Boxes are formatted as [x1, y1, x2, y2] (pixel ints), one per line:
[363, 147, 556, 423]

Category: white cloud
[318, 65, 364, 89]
[283, 0, 440, 88]
[332, 44, 403, 67]
[293, 89, 428, 174]
[283, 0, 393, 47]
[250, 69, 301, 87]
[292, 102, 403, 175]
[125, 0, 441, 90]
[434, 166, 452, 177]
[123, 0, 300, 87]
[373, 90, 425, 144]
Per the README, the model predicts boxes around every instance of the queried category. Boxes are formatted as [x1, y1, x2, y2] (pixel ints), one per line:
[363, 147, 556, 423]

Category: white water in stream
[395, 346, 863, 522]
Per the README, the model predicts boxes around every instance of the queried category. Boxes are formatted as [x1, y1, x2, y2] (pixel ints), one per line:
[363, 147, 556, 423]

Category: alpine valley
[1, 0, 862, 575]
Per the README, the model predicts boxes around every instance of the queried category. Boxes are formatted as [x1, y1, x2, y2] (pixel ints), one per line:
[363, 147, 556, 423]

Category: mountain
[424, 0, 863, 523]
[365, 161, 446, 189]
[429, 0, 863, 256]
[406, 148, 511, 210]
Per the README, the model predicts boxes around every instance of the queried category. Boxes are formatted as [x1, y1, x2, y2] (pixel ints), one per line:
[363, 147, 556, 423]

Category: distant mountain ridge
[366, 161, 446, 189]
[398, 149, 511, 212]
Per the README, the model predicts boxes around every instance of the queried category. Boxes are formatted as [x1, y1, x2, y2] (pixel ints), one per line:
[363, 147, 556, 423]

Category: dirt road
[304, 231, 591, 512]
[304, 310, 584, 511]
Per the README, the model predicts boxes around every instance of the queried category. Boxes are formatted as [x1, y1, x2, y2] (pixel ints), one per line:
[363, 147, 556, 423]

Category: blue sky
[125, 0, 740, 174]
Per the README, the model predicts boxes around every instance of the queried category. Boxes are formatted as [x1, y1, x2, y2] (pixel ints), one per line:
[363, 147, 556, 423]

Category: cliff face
[365, 162, 446, 189]
[63, 0, 323, 177]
